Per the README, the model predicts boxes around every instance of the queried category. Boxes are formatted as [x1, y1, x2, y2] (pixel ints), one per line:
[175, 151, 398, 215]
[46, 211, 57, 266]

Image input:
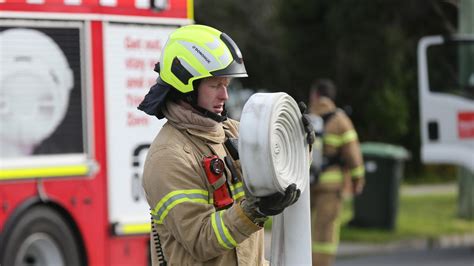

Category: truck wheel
[1, 205, 83, 266]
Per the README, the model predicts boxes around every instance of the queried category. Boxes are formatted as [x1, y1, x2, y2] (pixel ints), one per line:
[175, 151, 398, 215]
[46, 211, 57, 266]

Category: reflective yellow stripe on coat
[324, 129, 358, 147]
[211, 210, 238, 249]
[230, 182, 245, 201]
[152, 189, 209, 224]
[350, 165, 365, 178]
[319, 170, 344, 183]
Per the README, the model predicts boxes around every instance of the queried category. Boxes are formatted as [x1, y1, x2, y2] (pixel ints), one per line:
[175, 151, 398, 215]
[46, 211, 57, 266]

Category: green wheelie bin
[348, 142, 410, 230]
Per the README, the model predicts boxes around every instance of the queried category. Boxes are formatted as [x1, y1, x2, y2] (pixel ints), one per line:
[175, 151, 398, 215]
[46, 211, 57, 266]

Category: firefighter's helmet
[158, 24, 247, 93]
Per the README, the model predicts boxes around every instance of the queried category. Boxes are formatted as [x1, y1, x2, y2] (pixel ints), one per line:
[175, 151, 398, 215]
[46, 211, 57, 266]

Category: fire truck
[0, 1, 192, 265]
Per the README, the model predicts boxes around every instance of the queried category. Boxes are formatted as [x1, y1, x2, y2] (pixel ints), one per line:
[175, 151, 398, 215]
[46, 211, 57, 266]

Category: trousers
[310, 188, 343, 266]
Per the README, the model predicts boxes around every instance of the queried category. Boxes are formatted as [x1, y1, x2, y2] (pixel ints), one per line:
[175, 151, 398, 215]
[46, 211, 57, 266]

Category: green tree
[194, 0, 459, 174]
[276, 0, 457, 173]
[194, 0, 285, 88]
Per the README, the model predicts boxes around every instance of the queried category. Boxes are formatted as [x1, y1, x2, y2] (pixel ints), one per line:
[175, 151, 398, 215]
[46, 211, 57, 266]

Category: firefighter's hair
[310, 79, 337, 101]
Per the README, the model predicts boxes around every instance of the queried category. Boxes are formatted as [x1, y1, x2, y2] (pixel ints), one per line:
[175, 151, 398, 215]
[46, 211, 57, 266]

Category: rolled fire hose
[239, 92, 312, 265]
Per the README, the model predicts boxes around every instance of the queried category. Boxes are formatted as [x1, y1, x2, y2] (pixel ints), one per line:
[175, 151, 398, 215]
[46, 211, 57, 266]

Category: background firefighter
[308, 79, 365, 266]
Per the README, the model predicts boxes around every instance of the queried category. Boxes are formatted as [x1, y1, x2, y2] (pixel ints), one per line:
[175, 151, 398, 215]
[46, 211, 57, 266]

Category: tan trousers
[311, 188, 343, 266]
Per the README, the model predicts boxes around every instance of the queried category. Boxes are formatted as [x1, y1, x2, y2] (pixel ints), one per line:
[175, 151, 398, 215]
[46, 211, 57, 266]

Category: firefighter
[138, 24, 310, 265]
[309, 79, 365, 266]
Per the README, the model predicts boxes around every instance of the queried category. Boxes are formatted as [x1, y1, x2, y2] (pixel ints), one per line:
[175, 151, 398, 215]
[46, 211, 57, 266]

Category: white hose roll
[239, 92, 309, 197]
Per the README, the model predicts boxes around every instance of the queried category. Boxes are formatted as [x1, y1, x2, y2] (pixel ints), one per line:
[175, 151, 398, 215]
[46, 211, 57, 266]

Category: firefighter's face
[197, 77, 230, 115]
[309, 91, 319, 105]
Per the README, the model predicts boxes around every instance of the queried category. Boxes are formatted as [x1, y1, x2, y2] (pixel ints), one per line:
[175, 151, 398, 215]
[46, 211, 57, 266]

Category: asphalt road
[335, 247, 474, 266]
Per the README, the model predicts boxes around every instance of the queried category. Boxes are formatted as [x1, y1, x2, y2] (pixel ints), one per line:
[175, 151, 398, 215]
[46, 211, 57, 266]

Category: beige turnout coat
[310, 97, 364, 190]
[142, 102, 266, 266]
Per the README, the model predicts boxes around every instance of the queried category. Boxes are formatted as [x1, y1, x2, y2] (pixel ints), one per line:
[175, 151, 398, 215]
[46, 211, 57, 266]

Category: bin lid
[361, 142, 410, 160]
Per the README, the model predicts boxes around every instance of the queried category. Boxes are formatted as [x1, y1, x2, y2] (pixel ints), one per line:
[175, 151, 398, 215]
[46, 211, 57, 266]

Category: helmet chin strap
[190, 102, 228, 123]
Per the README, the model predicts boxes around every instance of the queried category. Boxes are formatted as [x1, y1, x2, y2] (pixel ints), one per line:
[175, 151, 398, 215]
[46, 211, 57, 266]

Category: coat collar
[164, 101, 225, 144]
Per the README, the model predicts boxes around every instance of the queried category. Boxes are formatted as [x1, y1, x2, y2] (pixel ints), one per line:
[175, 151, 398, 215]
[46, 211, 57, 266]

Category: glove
[241, 183, 301, 224]
[298, 101, 316, 146]
[257, 183, 301, 215]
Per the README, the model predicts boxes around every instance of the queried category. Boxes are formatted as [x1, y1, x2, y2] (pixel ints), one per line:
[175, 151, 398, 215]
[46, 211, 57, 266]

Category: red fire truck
[0, 1, 192, 265]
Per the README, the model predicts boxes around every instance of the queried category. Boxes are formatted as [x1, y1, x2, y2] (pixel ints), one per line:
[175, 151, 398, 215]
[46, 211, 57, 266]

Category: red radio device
[202, 155, 234, 209]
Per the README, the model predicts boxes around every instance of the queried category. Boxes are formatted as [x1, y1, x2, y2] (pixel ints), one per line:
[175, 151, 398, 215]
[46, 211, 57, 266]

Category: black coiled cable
[151, 214, 167, 266]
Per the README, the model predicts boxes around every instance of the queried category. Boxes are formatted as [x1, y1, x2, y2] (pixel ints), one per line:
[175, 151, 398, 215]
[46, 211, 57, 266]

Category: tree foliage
[194, 0, 459, 172]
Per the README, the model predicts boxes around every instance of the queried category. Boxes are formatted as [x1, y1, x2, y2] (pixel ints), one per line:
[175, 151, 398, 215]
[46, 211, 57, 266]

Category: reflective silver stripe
[152, 190, 209, 224]
[206, 37, 220, 50]
[212, 211, 237, 249]
[179, 40, 221, 70]
[156, 193, 207, 218]
[177, 56, 201, 77]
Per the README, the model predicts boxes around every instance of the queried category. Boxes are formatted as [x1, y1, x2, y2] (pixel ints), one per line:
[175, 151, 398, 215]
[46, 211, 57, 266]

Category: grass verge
[340, 193, 474, 242]
[264, 192, 474, 243]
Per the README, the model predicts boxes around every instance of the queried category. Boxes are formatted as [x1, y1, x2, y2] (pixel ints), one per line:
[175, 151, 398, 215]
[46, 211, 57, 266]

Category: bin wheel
[0, 205, 83, 266]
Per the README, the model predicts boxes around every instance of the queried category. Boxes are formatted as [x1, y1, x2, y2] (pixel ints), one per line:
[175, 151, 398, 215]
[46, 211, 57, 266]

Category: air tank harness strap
[315, 110, 344, 180]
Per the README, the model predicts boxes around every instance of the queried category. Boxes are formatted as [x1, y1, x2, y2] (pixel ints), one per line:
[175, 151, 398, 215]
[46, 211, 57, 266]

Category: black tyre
[0, 205, 83, 266]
